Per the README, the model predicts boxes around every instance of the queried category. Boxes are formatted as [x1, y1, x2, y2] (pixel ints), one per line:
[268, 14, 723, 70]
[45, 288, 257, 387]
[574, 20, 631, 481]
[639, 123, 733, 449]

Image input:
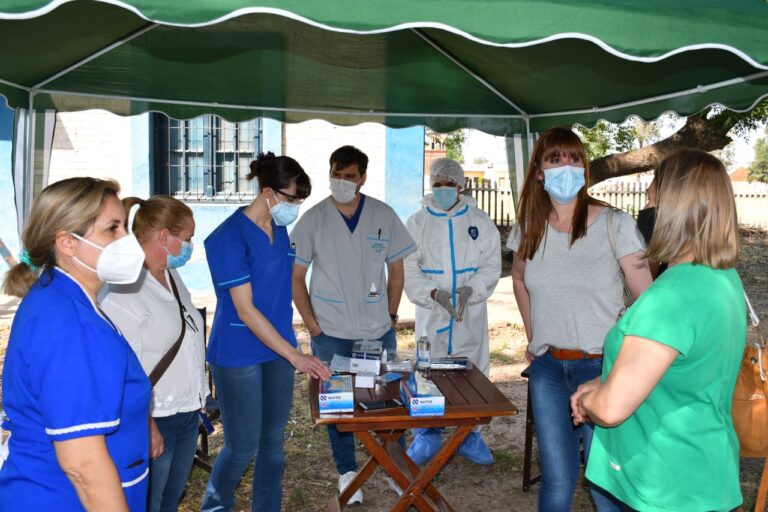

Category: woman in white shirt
[101, 195, 207, 512]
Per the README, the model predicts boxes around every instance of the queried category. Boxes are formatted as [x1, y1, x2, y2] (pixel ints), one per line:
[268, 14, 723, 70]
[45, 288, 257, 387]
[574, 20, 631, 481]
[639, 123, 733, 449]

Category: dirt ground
[0, 229, 766, 511]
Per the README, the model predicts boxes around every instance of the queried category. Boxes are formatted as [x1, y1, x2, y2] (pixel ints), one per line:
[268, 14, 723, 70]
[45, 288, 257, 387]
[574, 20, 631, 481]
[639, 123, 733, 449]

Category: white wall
[285, 120, 387, 210]
[49, 111, 135, 195]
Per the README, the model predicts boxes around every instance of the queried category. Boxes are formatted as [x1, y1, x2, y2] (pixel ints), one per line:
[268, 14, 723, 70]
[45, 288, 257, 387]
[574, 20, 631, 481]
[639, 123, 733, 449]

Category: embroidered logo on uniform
[468, 226, 479, 240]
[609, 461, 621, 471]
[370, 241, 386, 253]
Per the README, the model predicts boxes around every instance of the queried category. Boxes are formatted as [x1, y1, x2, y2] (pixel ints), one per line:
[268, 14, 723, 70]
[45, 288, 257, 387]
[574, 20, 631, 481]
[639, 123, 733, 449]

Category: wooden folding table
[309, 367, 517, 511]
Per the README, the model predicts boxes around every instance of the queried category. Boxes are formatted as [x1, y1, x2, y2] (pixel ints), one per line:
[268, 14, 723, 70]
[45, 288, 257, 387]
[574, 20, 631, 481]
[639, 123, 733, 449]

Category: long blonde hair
[647, 149, 739, 269]
[123, 195, 192, 243]
[3, 177, 121, 298]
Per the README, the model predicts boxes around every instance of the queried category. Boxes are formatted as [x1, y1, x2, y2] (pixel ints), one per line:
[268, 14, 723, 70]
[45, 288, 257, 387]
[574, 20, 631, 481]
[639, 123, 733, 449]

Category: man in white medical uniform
[292, 145, 416, 505]
[404, 158, 501, 465]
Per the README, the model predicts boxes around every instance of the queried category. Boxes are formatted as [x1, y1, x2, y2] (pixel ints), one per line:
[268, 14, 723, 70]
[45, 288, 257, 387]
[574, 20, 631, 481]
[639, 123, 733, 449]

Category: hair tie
[20, 249, 40, 271]
[127, 202, 142, 235]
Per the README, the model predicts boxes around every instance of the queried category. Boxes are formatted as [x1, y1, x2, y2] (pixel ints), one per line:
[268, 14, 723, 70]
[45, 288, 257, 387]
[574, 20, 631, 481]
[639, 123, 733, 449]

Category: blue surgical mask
[543, 165, 586, 204]
[165, 236, 193, 269]
[432, 186, 459, 211]
[269, 195, 300, 226]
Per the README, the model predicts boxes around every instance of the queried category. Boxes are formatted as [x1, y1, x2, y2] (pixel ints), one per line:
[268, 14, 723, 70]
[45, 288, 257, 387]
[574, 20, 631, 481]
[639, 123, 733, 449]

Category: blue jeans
[311, 328, 397, 475]
[200, 358, 295, 512]
[149, 410, 200, 512]
[530, 352, 623, 512]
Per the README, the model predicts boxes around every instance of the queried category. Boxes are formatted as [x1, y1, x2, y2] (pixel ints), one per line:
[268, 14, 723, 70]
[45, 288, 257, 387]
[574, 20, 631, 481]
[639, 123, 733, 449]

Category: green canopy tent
[1, 0, 768, 227]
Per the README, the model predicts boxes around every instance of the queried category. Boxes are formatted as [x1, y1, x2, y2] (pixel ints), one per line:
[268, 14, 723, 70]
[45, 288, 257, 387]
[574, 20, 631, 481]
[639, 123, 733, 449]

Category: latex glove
[456, 286, 473, 321]
[433, 289, 460, 321]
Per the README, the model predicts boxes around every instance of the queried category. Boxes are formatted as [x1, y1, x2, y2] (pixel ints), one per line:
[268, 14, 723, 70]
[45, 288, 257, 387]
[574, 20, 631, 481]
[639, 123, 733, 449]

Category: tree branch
[590, 115, 732, 185]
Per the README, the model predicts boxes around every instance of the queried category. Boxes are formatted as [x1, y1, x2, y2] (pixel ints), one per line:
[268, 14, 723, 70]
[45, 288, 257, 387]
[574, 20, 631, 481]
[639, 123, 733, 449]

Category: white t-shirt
[506, 208, 645, 356]
[101, 268, 208, 417]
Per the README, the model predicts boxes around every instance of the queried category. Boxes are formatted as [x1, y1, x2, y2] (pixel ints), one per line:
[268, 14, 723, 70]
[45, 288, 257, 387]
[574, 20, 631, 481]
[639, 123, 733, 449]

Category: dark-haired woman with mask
[1, 178, 150, 511]
[636, 177, 667, 277]
[201, 152, 331, 512]
[101, 195, 207, 512]
[506, 127, 652, 511]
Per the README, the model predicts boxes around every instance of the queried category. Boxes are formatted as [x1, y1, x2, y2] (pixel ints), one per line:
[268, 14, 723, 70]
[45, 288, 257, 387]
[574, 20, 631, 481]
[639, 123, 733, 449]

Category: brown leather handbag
[732, 293, 768, 510]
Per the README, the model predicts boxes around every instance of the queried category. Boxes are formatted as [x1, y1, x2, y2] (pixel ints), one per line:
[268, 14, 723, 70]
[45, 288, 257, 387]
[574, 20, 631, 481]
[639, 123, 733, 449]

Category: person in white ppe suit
[404, 158, 501, 465]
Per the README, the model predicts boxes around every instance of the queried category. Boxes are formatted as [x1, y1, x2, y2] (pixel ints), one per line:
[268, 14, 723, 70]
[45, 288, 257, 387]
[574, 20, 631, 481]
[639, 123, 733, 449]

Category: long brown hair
[516, 127, 604, 259]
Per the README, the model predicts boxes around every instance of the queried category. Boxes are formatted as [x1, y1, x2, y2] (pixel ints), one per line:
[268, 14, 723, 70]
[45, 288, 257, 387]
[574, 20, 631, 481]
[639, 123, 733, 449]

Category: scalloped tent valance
[1, 0, 767, 135]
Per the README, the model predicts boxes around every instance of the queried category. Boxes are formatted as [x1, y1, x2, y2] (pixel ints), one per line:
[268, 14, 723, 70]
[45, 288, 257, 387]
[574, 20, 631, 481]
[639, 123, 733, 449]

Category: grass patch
[489, 348, 517, 365]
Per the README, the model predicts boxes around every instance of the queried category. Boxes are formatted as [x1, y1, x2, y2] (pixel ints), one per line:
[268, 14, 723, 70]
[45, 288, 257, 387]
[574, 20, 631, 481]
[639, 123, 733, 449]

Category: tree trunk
[590, 115, 733, 185]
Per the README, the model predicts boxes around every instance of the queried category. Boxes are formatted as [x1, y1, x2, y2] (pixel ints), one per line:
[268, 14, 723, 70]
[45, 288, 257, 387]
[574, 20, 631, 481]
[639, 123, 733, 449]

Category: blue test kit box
[319, 375, 354, 413]
[400, 373, 445, 417]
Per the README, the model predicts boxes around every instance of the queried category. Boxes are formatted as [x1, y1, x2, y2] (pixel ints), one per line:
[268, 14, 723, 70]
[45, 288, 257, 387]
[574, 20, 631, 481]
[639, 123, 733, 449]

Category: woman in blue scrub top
[201, 152, 331, 512]
[0, 177, 151, 511]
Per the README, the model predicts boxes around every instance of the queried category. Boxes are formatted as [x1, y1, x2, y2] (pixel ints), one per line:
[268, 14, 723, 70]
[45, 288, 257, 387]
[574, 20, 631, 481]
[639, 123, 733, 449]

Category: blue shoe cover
[406, 428, 442, 464]
[457, 432, 494, 465]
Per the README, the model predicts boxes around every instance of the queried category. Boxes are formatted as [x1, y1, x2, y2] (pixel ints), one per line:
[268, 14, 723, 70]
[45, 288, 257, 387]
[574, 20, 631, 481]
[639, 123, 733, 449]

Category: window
[152, 114, 262, 202]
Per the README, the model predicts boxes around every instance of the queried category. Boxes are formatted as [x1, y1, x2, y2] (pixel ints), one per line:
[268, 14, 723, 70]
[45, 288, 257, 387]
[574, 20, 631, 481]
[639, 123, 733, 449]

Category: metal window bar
[164, 115, 261, 202]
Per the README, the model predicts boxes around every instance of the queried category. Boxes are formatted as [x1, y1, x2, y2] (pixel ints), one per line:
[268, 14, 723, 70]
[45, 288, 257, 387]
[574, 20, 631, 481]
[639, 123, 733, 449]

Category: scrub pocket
[312, 292, 345, 325]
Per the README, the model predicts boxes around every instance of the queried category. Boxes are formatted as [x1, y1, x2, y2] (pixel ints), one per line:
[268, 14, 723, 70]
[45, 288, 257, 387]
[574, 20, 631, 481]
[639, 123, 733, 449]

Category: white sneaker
[339, 471, 363, 505]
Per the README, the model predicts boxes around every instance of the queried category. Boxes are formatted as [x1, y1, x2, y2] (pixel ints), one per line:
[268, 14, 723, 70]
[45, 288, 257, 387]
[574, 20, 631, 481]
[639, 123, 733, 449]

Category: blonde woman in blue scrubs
[1, 177, 149, 511]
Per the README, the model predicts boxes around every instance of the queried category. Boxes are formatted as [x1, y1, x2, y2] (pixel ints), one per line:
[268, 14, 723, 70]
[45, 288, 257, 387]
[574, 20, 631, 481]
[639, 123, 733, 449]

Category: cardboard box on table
[400, 372, 445, 417]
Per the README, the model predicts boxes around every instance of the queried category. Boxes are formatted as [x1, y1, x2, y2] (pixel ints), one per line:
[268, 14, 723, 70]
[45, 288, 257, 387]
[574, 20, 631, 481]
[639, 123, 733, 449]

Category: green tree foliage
[444, 130, 467, 163]
[573, 120, 636, 161]
[748, 128, 768, 183]
[425, 128, 466, 163]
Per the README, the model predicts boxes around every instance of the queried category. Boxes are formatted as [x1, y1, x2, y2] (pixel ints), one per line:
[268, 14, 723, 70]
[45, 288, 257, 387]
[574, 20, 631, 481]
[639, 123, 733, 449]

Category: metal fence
[590, 181, 647, 218]
[463, 178, 516, 226]
[464, 178, 768, 228]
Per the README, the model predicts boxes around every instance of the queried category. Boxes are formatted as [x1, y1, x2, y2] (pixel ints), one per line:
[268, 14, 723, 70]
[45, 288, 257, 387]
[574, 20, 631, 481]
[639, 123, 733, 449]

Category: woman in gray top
[506, 127, 651, 511]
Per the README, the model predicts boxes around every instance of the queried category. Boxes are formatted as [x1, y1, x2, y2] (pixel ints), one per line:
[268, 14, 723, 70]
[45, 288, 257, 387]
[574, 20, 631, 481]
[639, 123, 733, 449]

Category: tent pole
[23, 91, 36, 226]
[529, 69, 768, 121]
[33, 23, 158, 90]
[411, 28, 528, 117]
[36, 88, 524, 121]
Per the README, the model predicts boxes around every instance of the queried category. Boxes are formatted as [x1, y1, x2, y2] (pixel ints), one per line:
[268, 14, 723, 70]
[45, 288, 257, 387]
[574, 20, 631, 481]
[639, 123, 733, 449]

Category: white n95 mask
[329, 178, 358, 204]
[71, 232, 145, 285]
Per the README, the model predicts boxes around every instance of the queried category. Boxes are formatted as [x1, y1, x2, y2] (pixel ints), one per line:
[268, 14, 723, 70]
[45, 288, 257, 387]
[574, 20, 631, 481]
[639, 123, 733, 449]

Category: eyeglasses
[277, 190, 304, 204]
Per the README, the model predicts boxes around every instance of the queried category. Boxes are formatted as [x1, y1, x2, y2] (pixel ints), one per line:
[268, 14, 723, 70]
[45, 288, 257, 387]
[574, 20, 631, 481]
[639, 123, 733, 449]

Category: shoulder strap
[606, 208, 634, 306]
[746, 290, 761, 328]
[148, 272, 187, 387]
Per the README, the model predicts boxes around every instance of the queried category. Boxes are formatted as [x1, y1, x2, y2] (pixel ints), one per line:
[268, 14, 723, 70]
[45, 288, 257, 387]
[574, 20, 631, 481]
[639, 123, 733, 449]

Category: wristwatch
[389, 312, 399, 322]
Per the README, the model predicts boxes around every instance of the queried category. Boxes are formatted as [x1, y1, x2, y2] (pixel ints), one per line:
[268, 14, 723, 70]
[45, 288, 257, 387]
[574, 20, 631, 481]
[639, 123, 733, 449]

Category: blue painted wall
[262, 118, 282, 156]
[385, 126, 424, 223]
[177, 204, 240, 293]
[0, 103, 20, 269]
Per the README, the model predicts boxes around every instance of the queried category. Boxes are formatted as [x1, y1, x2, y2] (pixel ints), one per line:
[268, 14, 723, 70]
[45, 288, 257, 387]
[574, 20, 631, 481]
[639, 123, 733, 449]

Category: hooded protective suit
[404, 193, 501, 374]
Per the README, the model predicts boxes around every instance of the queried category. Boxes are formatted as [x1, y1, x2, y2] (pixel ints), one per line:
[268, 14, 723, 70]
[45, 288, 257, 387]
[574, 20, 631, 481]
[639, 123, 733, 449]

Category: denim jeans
[311, 328, 397, 475]
[530, 351, 623, 512]
[149, 410, 199, 512]
[200, 357, 295, 512]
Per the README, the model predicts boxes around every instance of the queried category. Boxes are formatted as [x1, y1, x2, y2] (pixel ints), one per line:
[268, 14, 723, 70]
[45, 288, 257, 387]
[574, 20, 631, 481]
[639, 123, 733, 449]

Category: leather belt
[549, 348, 603, 361]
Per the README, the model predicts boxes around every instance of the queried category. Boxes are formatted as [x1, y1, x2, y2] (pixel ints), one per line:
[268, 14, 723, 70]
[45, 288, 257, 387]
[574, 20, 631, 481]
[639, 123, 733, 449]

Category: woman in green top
[570, 148, 745, 512]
